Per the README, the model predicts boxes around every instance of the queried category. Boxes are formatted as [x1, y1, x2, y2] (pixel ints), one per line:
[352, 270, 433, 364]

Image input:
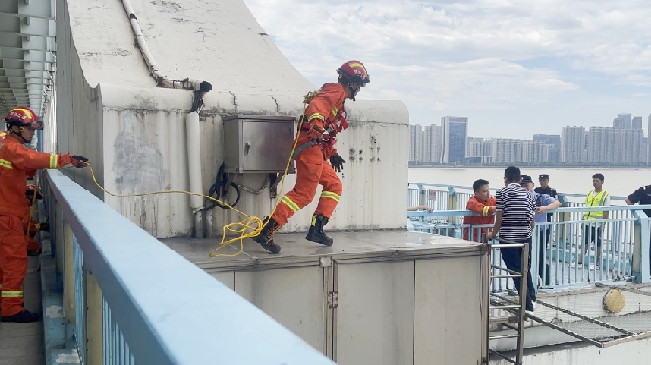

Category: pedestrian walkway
[0, 255, 44, 365]
[0, 321, 43, 365]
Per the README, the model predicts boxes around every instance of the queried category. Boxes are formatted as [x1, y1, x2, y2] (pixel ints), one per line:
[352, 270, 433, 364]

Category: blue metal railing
[43, 170, 334, 365]
[407, 183, 651, 289]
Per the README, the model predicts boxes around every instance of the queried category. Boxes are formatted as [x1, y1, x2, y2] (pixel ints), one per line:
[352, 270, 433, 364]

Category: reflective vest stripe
[281, 196, 300, 212]
[1, 290, 24, 298]
[482, 206, 490, 216]
[320, 190, 340, 202]
[49, 154, 58, 169]
[584, 190, 608, 220]
[308, 113, 325, 122]
[0, 159, 12, 169]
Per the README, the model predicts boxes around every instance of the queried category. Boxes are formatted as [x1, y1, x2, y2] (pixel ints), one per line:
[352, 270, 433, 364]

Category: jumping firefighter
[0, 106, 89, 323]
[253, 60, 370, 254]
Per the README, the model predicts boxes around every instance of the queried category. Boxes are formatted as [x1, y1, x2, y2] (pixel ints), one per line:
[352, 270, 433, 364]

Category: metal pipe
[119, 0, 208, 91]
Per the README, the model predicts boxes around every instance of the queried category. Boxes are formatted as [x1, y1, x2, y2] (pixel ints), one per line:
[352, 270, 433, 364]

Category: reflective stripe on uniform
[281, 196, 300, 212]
[482, 206, 490, 216]
[331, 106, 339, 117]
[0, 159, 12, 169]
[320, 190, 340, 202]
[308, 113, 325, 122]
[1, 290, 23, 298]
[49, 154, 58, 169]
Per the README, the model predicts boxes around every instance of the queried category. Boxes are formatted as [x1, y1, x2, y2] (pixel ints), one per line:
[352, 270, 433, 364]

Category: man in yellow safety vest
[579, 173, 610, 267]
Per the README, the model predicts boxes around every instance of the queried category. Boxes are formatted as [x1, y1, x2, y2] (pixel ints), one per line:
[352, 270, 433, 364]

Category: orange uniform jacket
[0, 136, 68, 217]
[463, 196, 497, 241]
[301, 82, 348, 159]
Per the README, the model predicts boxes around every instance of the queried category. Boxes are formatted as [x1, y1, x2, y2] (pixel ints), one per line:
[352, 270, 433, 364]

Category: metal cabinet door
[240, 119, 295, 173]
[234, 266, 328, 353]
[332, 260, 415, 365]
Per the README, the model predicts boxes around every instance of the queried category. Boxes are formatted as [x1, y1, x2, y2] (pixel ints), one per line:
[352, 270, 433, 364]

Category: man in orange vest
[0, 106, 89, 323]
[252, 61, 370, 253]
[462, 179, 496, 242]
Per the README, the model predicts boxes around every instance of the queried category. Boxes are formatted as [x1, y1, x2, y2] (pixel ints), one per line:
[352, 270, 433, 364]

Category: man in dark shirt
[626, 185, 651, 275]
[488, 166, 536, 313]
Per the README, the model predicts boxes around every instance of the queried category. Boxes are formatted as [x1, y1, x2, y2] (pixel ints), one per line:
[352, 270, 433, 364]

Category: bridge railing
[407, 186, 651, 289]
[43, 170, 334, 365]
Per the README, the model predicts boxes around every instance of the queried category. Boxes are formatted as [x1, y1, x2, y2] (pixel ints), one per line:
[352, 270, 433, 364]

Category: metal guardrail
[43, 170, 334, 365]
[407, 184, 651, 287]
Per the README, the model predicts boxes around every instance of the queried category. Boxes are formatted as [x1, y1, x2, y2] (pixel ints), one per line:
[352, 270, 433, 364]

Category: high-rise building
[561, 126, 585, 163]
[632, 116, 643, 130]
[648, 114, 651, 165]
[423, 124, 442, 163]
[533, 134, 561, 163]
[409, 124, 423, 162]
[620, 129, 643, 164]
[440, 116, 468, 164]
[616, 113, 632, 129]
[586, 127, 618, 163]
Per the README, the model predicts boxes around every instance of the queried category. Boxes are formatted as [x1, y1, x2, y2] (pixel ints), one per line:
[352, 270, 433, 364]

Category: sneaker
[1, 310, 41, 323]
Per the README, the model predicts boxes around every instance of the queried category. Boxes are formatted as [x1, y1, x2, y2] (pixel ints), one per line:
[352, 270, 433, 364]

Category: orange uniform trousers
[272, 145, 342, 226]
[0, 215, 28, 316]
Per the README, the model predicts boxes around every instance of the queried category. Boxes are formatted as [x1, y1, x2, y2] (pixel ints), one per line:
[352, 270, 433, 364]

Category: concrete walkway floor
[0, 321, 44, 365]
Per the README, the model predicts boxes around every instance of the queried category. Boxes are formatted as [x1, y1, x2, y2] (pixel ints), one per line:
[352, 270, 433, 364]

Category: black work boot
[252, 217, 282, 254]
[306, 214, 334, 246]
[1, 310, 41, 323]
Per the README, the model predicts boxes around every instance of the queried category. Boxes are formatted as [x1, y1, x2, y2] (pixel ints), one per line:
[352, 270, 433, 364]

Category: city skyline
[410, 114, 648, 165]
[242, 1, 651, 140]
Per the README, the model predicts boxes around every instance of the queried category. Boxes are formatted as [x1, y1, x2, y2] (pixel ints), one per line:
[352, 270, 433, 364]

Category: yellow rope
[82, 93, 315, 258]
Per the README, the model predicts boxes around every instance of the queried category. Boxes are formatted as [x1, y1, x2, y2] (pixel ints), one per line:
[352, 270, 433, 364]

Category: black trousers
[538, 228, 551, 285]
[500, 237, 536, 307]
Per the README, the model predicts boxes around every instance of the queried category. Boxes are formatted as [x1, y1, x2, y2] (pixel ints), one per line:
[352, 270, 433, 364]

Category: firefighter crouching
[0, 106, 89, 323]
[253, 60, 370, 253]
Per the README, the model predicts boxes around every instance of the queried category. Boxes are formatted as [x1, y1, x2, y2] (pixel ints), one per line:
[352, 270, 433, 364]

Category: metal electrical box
[223, 115, 296, 173]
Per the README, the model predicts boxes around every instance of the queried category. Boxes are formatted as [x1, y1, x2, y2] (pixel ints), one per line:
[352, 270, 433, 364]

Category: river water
[408, 167, 651, 198]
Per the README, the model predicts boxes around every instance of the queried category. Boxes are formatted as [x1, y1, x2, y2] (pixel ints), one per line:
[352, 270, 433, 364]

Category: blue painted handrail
[46, 170, 334, 365]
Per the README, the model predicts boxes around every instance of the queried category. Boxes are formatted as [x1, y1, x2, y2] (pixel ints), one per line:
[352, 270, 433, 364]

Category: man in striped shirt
[487, 166, 536, 312]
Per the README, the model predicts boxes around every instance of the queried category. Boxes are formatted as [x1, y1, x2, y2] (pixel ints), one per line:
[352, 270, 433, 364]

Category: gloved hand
[329, 154, 345, 172]
[70, 155, 89, 168]
[36, 222, 49, 232]
[307, 125, 325, 141]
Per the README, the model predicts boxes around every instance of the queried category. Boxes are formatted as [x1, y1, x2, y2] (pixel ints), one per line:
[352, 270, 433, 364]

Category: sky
[241, 0, 651, 139]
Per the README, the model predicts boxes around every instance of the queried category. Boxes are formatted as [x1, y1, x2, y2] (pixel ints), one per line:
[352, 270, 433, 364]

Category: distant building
[409, 124, 422, 162]
[533, 134, 561, 163]
[632, 116, 643, 130]
[441, 116, 468, 164]
[648, 114, 651, 165]
[561, 126, 586, 163]
[423, 124, 442, 163]
[615, 113, 632, 129]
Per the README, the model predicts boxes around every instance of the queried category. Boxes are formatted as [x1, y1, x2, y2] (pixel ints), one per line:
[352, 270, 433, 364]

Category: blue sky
[242, 0, 651, 139]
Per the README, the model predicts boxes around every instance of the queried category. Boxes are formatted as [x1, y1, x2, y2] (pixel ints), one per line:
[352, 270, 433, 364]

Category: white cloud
[242, 0, 651, 138]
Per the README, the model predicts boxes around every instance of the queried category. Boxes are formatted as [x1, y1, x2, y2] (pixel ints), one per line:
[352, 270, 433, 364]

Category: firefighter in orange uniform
[0, 106, 89, 323]
[253, 61, 370, 253]
[463, 179, 497, 242]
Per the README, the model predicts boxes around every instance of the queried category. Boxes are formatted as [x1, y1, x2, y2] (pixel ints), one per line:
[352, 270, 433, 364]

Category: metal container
[163, 230, 488, 365]
[223, 114, 296, 173]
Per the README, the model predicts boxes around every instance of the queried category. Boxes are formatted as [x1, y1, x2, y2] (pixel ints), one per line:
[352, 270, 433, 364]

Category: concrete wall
[492, 337, 651, 364]
[56, 0, 409, 237]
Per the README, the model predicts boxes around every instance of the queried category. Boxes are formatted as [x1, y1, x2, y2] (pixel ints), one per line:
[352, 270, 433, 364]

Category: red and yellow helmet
[338, 60, 370, 86]
[5, 106, 43, 130]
